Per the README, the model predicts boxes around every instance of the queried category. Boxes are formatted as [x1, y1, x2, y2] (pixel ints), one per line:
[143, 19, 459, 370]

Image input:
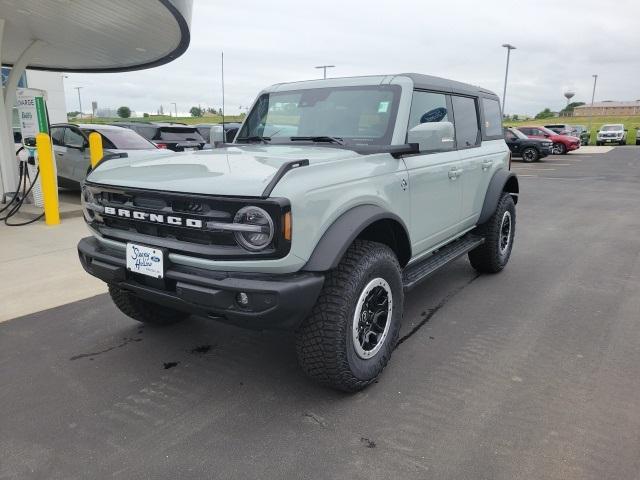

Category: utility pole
[588, 74, 598, 135]
[171, 102, 177, 118]
[315, 65, 335, 79]
[74, 86, 83, 118]
[501, 44, 516, 117]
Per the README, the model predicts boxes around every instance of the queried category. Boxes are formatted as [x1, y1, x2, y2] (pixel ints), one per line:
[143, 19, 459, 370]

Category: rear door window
[63, 127, 85, 147]
[451, 96, 480, 149]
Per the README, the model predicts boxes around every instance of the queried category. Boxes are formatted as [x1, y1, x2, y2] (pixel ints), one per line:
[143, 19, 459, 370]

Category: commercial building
[574, 101, 640, 116]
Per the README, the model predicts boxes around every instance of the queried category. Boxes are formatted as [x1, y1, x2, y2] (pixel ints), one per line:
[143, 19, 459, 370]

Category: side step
[402, 234, 484, 291]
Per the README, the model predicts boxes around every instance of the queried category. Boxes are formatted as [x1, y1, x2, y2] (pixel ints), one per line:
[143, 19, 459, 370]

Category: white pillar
[0, 17, 17, 197]
[4, 40, 45, 122]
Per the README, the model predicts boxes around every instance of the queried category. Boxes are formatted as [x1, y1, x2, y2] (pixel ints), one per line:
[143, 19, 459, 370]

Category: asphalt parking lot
[2, 146, 640, 480]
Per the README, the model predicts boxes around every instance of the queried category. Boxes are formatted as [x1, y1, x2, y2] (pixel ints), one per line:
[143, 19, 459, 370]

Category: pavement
[1, 147, 640, 479]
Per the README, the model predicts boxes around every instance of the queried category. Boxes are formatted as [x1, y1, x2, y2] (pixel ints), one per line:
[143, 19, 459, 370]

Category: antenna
[221, 51, 225, 140]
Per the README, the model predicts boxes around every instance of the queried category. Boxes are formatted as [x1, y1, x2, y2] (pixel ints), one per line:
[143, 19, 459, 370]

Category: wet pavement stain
[191, 345, 213, 354]
[69, 337, 142, 361]
[360, 437, 376, 448]
[163, 362, 179, 370]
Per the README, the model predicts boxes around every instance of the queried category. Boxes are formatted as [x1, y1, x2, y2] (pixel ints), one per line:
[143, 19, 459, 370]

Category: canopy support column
[0, 33, 44, 197]
[0, 17, 13, 197]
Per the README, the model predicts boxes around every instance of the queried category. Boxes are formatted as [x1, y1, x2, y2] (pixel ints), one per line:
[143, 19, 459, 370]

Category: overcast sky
[64, 0, 640, 117]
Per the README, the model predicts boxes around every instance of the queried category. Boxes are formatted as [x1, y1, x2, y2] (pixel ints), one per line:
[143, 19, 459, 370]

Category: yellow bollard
[88, 131, 103, 168]
[35, 133, 60, 226]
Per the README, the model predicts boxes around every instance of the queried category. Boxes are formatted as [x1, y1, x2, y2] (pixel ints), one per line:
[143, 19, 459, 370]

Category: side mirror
[407, 121, 455, 153]
[210, 125, 225, 147]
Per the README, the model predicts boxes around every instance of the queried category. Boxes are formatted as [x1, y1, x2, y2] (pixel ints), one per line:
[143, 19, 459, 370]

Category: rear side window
[452, 96, 480, 148]
[481, 98, 502, 137]
[63, 128, 85, 147]
[159, 128, 205, 143]
[407, 91, 449, 131]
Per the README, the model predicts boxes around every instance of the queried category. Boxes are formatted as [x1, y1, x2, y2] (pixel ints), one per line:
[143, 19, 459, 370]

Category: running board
[402, 234, 484, 291]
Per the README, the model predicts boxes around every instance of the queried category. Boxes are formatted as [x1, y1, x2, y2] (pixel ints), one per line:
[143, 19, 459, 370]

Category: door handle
[448, 167, 462, 179]
[481, 160, 493, 171]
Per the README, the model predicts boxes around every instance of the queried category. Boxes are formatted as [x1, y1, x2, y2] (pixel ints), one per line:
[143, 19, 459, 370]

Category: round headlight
[233, 206, 274, 251]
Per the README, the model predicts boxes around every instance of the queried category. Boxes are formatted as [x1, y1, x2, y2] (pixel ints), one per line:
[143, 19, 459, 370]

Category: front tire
[551, 142, 566, 155]
[295, 240, 403, 392]
[468, 193, 516, 273]
[109, 285, 189, 325]
[521, 147, 539, 163]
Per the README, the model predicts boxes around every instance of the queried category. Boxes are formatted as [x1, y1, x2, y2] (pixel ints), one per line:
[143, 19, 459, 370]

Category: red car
[516, 126, 580, 155]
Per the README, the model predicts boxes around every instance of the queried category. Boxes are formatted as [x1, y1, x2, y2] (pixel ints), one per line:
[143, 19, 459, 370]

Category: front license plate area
[126, 243, 164, 279]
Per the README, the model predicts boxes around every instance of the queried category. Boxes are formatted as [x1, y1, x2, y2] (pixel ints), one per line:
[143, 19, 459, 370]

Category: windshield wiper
[289, 136, 345, 145]
[235, 135, 271, 144]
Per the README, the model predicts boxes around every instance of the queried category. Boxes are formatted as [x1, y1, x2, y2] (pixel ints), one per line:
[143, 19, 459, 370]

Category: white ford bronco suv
[78, 74, 518, 391]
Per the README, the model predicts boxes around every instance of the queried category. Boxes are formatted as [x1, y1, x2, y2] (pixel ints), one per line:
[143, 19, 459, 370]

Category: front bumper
[567, 142, 580, 151]
[78, 236, 324, 330]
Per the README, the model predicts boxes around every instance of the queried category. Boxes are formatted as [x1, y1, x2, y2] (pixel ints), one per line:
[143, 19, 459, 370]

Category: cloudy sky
[64, 0, 640, 117]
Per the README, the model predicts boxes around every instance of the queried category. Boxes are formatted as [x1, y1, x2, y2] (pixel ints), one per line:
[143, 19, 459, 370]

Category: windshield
[601, 125, 623, 131]
[237, 85, 401, 146]
[82, 128, 155, 150]
[508, 128, 528, 140]
[539, 126, 557, 136]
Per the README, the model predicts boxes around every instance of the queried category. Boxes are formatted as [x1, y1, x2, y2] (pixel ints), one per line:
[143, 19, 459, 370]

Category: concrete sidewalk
[0, 216, 105, 322]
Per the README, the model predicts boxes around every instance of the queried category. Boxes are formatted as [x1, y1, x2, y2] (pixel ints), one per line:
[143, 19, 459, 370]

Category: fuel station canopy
[0, 0, 193, 195]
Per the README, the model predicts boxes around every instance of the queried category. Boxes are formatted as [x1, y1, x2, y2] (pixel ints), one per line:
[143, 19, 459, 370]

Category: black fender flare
[477, 169, 519, 225]
[303, 205, 410, 272]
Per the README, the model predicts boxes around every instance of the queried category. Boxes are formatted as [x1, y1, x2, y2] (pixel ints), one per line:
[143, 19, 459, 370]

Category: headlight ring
[233, 206, 274, 251]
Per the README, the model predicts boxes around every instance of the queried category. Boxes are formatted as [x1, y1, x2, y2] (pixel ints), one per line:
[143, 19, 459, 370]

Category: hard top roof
[265, 73, 499, 99]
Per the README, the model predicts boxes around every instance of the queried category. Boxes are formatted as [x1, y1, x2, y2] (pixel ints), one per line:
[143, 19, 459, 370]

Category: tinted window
[133, 125, 158, 140]
[63, 128, 85, 147]
[481, 98, 502, 136]
[452, 96, 480, 148]
[51, 127, 65, 146]
[408, 91, 449, 131]
[504, 130, 518, 141]
[158, 127, 205, 143]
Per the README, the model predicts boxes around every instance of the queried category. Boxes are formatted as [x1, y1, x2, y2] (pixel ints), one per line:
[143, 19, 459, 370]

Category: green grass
[67, 114, 245, 126]
[504, 115, 640, 145]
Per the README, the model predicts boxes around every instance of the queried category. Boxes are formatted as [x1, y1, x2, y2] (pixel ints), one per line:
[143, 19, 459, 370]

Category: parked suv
[596, 124, 627, 146]
[504, 127, 552, 162]
[78, 74, 518, 391]
[517, 125, 580, 154]
[636, 127, 640, 146]
[113, 122, 206, 151]
[571, 125, 590, 146]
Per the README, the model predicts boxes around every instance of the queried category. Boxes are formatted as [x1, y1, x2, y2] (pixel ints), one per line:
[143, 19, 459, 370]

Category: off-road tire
[109, 285, 188, 325]
[295, 240, 403, 392]
[521, 147, 539, 163]
[468, 193, 516, 273]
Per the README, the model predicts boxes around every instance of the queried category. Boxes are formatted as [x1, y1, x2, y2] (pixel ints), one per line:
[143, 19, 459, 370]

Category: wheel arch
[477, 169, 519, 225]
[303, 205, 412, 271]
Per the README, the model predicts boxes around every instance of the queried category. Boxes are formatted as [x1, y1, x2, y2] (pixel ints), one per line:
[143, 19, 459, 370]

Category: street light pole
[501, 44, 516, 117]
[315, 65, 335, 79]
[171, 102, 177, 118]
[588, 74, 598, 135]
[74, 86, 83, 118]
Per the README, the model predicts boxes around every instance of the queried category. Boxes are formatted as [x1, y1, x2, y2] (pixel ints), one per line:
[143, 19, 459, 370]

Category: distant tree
[512, 114, 519, 121]
[206, 107, 216, 114]
[190, 106, 203, 117]
[534, 108, 555, 119]
[67, 111, 81, 118]
[143, 112, 149, 118]
[239, 112, 247, 119]
[117, 106, 131, 118]
[218, 108, 223, 115]
[560, 101, 585, 115]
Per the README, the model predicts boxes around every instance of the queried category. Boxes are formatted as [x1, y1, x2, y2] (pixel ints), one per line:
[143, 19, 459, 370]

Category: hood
[87, 145, 359, 197]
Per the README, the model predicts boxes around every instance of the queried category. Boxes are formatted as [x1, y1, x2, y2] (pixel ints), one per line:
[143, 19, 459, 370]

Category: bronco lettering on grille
[103, 206, 203, 228]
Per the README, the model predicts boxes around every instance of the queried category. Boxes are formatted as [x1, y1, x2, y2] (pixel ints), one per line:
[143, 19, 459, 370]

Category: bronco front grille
[84, 183, 291, 260]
